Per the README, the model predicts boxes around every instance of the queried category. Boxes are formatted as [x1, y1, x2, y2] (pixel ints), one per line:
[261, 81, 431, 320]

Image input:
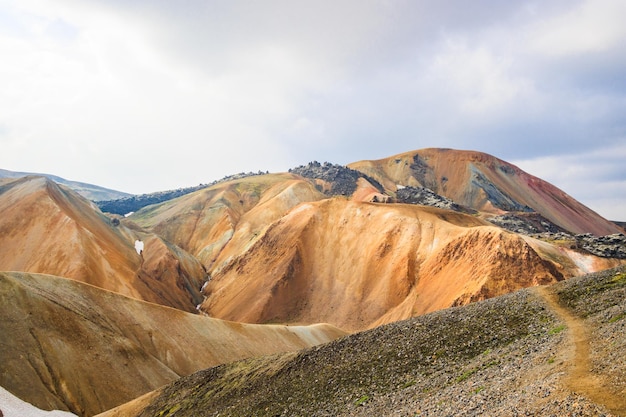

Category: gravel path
[536, 285, 626, 415]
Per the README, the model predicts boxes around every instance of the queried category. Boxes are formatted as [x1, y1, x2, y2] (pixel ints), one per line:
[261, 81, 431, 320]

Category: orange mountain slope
[0, 176, 206, 311]
[348, 148, 622, 235]
[0, 271, 346, 416]
[130, 173, 326, 272]
[199, 198, 622, 332]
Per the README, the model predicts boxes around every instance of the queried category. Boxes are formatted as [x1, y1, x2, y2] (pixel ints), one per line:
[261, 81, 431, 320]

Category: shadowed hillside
[0, 272, 346, 416]
[99, 266, 626, 417]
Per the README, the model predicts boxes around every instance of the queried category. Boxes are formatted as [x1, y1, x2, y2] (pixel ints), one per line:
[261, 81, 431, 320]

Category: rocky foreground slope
[100, 266, 626, 417]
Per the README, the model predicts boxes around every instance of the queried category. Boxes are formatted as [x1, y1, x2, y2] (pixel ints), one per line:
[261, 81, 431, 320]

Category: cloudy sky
[1, 0, 625, 219]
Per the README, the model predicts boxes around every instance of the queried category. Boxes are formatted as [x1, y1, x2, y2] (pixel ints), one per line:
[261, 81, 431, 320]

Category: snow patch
[0, 385, 77, 417]
[134, 240, 144, 254]
[396, 184, 406, 190]
[124, 211, 134, 217]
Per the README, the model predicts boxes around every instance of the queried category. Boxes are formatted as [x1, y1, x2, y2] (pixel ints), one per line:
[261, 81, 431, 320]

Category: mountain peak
[348, 147, 622, 236]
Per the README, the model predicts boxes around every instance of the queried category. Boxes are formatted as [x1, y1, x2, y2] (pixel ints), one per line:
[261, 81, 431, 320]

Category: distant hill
[95, 171, 268, 215]
[0, 168, 132, 201]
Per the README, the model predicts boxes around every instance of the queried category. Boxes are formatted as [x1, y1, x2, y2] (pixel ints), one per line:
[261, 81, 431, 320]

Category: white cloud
[425, 37, 536, 118]
[528, 0, 626, 56]
[511, 142, 626, 220]
[0, 0, 624, 219]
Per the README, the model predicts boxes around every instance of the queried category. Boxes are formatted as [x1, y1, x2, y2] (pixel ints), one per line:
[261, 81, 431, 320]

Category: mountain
[123, 151, 623, 331]
[97, 266, 626, 417]
[2, 147, 626, 416]
[0, 169, 131, 201]
[0, 272, 346, 416]
[348, 148, 623, 236]
[198, 197, 621, 331]
[0, 176, 206, 312]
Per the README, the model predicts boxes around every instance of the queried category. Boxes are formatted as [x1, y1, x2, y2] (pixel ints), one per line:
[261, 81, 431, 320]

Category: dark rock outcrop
[487, 213, 569, 235]
[289, 162, 384, 196]
[396, 186, 476, 214]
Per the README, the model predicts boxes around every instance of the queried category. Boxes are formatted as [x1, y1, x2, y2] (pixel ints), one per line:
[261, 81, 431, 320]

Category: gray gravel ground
[133, 266, 626, 417]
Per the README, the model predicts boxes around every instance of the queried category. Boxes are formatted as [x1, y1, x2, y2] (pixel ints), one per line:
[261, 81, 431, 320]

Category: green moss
[611, 273, 626, 285]
[354, 395, 370, 406]
[401, 380, 416, 389]
[157, 403, 182, 417]
[456, 369, 477, 383]
[472, 386, 485, 394]
[548, 324, 566, 335]
[609, 312, 626, 323]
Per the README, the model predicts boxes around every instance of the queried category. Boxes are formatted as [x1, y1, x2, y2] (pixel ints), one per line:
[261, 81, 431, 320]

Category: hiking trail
[535, 285, 626, 416]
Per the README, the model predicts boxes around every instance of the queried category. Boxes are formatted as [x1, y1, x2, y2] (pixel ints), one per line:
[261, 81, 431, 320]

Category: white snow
[124, 211, 134, 217]
[0, 386, 77, 417]
[134, 239, 144, 254]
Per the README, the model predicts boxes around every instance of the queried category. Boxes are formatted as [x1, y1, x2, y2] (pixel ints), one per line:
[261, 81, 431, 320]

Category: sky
[0, 0, 625, 220]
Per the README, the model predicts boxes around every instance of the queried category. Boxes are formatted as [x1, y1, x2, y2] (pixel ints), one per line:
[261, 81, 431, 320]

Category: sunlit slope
[0, 176, 205, 311]
[131, 173, 325, 271]
[199, 199, 615, 332]
[0, 272, 346, 416]
[348, 148, 622, 235]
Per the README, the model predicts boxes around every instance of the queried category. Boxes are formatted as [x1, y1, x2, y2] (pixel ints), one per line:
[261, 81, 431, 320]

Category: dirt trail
[535, 286, 626, 416]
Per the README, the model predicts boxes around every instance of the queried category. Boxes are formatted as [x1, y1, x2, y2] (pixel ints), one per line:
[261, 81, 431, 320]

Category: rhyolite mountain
[1, 147, 626, 416]
[127, 148, 624, 331]
[0, 176, 206, 312]
[348, 148, 622, 236]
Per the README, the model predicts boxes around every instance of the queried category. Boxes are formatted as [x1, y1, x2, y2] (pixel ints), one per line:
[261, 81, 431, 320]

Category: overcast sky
[1, 0, 625, 220]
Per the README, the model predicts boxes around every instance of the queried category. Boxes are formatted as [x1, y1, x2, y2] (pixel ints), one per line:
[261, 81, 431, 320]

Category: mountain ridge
[0, 169, 131, 201]
[348, 148, 622, 235]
